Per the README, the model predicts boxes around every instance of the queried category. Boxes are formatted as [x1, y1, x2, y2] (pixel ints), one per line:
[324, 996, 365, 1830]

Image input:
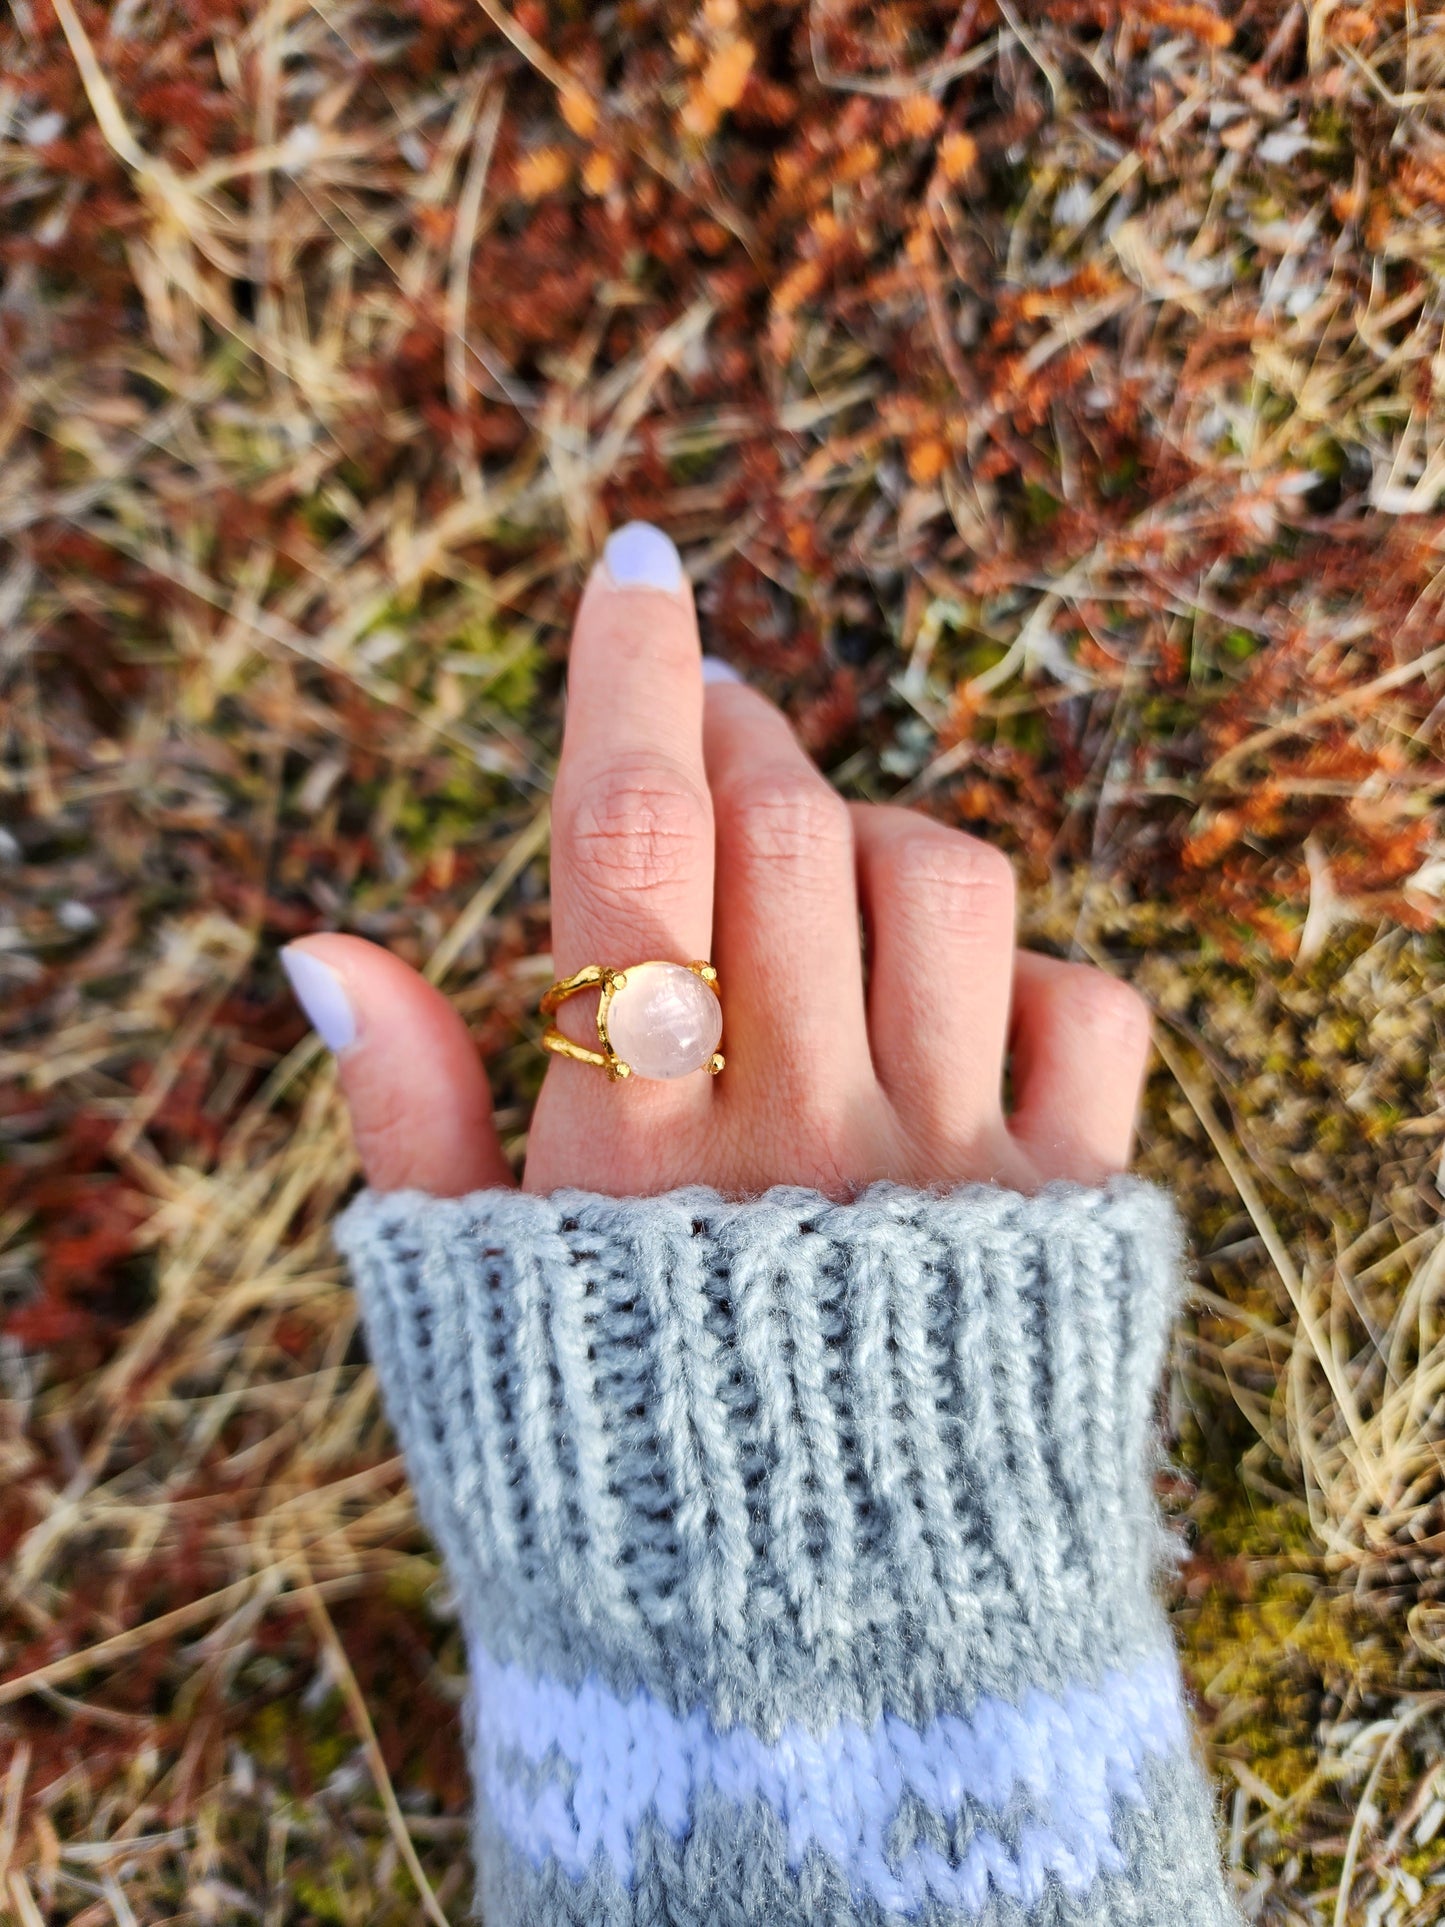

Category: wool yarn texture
[336, 1178, 1241, 1924]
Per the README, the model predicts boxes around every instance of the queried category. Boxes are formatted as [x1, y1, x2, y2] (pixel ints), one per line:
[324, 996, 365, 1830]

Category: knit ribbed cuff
[336, 1180, 1237, 1925]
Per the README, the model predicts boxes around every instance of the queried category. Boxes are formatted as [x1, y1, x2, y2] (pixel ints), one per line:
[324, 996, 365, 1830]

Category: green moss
[669, 441, 723, 484]
[1309, 435, 1349, 481]
[1179, 1523, 1363, 1816]
[953, 635, 1013, 682]
[1022, 481, 1060, 527]
[1308, 102, 1352, 154]
[384, 1556, 443, 1611]
[1363, 1102, 1404, 1141]
[242, 1694, 354, 1783]
[1139, 693, 1204, 735]
[299, 494, 350, 545]
[1098, 452, 1139, 500]
[392, 761, 512, 853]
[443, 616, 543, 718]
[289, 1870, 355, 1924]
[997, 705, 1048, 757]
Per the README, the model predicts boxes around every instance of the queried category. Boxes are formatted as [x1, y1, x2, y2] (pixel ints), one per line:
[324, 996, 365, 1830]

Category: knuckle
[1066, 969, 1152, 1049]
[891, 831, 1016, 932]
[722, 771, 852, 867]
[558, 760, 712, 901]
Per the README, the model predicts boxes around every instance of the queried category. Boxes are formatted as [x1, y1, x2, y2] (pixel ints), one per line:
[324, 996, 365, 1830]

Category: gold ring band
[540, 960, 724, 1082]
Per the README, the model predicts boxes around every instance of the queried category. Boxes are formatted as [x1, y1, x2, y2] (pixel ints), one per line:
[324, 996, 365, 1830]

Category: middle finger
[703, 677, 874, 1112]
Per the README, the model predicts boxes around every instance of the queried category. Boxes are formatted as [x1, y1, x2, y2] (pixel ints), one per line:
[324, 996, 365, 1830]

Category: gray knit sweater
[336, 1179, 1240, 1925]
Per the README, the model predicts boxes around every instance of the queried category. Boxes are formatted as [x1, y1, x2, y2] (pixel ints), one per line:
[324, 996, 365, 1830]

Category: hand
[282, 523, 1152, 1199]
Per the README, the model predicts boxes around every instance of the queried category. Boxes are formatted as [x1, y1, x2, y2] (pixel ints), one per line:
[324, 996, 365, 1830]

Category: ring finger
[852, 805, 1017, 1162]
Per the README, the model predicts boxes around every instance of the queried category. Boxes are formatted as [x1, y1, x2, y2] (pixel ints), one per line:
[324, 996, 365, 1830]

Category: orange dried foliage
[1183, 812, 1246, 876]
[939, 129, 979, 181]
[1328, 6, 1380, 45]
[1130, 0, 1233, 45]
[560, 85, 599, 138]
[773, 255, 828, 317]
[907, 436, 951, 483]
[1018, 261, 1119, 317]
[582, 147, 618, 195]
[893, 93, 944, 140]
[683, 35, 755, 137]
[513, 145, 571, 200]
[836, 139, 883, 188]
[1399, 155, 1445, 209]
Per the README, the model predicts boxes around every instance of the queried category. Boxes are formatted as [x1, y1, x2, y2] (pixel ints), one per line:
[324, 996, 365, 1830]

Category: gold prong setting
[541, 960, 723, 1081]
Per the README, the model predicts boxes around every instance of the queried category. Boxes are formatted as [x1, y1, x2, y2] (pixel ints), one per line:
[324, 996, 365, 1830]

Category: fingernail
[601, 521, 684, 593]
[701, 655, 744, 685]
[281, 946, 356, 1053]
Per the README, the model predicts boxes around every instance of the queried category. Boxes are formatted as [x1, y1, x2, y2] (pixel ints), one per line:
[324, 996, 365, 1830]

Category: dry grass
[2, 0, 1445, 1920]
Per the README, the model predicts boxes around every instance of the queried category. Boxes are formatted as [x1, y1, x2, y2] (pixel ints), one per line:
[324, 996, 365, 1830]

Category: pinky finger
[282, 934, 515, 1197]
[1008, 953, 1153, 1183]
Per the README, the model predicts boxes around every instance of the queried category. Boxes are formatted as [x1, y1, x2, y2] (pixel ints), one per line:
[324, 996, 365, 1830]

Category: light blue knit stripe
[472, 1644, 1190, 1916]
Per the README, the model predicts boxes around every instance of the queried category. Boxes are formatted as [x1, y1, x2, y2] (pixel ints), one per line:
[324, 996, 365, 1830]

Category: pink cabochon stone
[604, 963, 722, 1080]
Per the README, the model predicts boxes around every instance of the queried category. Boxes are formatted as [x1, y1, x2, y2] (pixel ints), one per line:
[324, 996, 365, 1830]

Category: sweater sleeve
[334, 1179, 1240, 1927]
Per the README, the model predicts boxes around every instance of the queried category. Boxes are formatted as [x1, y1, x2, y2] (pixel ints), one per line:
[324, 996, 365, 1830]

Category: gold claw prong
[539, 963, 604, 1016]
[707, 1053, 725, 1075]
[610, 1059, 633, 1080]
[610, 971, 627, 989]
[540, 1026, 612, 1070]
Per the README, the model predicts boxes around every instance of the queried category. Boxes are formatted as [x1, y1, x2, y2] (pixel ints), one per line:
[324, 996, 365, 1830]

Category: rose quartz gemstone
[605, 962, 722, 1080]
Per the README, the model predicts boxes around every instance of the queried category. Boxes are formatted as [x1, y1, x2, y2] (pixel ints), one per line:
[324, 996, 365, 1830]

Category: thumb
[281, 934, 514, 1196]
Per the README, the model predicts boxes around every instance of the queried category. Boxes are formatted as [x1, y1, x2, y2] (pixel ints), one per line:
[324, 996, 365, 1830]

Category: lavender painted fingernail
[601, 521, 684, 593]
[701, 656, 744, 685]
[281, 947, 356, 1053]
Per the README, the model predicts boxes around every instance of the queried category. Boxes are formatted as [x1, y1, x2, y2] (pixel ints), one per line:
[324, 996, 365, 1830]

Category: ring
[540, 961, 724, 1082]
